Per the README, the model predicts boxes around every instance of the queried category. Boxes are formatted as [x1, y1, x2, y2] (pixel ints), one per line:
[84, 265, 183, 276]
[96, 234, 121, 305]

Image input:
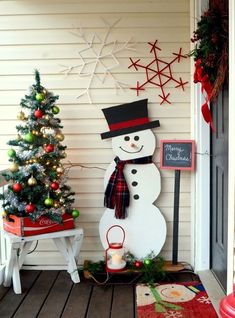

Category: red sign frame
[160, 140, 195, 171]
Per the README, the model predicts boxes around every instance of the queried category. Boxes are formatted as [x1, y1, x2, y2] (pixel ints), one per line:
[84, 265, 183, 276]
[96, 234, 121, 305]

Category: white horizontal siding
[0, 1, 189, 15]
[0, 118, 190, 137]
[0, 13, 189, 30]
[0, 44, 190, 62]
[0, 133, 191, 149]
[0, 104, 191, 120]
[0, 74, 190, 90]
[0, 0, 191, 267]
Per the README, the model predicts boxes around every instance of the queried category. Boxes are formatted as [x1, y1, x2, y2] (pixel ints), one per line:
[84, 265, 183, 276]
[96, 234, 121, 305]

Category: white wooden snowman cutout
[99, 99, 166, 259]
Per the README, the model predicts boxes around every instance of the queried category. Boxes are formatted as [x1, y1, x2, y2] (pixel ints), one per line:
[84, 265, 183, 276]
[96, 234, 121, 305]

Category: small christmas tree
[0, 70, 79, 223]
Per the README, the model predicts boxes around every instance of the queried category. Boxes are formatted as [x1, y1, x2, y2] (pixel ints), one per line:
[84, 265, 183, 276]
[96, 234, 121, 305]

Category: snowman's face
[111, 129, 156, 160]
[136, 285, 155, 306]
[156, 284, 195, 303]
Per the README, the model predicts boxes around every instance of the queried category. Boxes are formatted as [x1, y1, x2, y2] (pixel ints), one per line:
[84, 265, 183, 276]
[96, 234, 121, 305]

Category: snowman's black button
[132, 181, 138, 187]
[133, 194, 139, 200]
[131, 169, 137, 174]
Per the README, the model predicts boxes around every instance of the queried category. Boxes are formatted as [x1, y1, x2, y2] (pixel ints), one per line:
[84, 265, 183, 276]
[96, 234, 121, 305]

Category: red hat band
[109, 117, 149, 132]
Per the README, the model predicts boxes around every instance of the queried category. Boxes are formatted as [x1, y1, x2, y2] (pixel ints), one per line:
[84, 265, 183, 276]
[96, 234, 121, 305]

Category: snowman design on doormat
[99, 99, 167, 259]
[136, 283, 217, 318]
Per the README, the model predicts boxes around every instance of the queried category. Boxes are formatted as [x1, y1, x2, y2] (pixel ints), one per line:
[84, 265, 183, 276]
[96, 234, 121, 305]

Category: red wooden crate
[3, 213, 74, 237]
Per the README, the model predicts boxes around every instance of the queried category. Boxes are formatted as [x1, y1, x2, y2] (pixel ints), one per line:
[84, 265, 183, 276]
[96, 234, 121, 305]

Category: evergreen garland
[189, 0, 228, 100]
[84, 252, 166, 285]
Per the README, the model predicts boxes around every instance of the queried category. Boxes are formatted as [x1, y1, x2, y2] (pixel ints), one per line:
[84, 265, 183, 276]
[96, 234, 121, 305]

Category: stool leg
[65, 237, 80, 283]
[72, 233, 83, 258]
[53, 237, 80, 283]
[53, 237, 69, 262]
[4, 242, 22, 294]
[4, 243, 15, 288]
[18, 241, 33, 268]
[12, 247, 21, 294]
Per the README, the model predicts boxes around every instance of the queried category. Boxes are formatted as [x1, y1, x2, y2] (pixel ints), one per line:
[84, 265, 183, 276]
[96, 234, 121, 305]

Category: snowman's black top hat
[101, 99, 160, 139]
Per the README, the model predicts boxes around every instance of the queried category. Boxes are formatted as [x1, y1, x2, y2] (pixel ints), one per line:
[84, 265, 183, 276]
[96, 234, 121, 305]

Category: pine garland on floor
[84, 252, 166, 285]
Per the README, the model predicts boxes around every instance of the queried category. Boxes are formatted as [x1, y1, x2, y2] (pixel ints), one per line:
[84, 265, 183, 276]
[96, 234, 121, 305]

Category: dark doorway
[209, 0, 229, 292]
[210, 82, 228, 291]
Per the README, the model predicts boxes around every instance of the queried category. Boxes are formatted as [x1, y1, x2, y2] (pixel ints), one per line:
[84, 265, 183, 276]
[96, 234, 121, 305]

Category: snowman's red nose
[131, 143, 136, 148]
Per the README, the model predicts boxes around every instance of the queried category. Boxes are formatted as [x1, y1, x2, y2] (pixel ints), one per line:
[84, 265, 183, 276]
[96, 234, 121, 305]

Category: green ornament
[44, 198, 54, 207]
[71, 209, 80, 219]
[24, 132, 35, 143]
[7, 149, 16, 158]
[52, 106, 60, 114]
[35, 92, 45, 101]
[144, 259, 151, 265]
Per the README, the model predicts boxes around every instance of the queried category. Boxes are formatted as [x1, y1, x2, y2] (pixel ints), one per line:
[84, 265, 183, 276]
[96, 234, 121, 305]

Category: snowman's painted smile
[160, 288, 182, 299]
[119, 145, 143, 153]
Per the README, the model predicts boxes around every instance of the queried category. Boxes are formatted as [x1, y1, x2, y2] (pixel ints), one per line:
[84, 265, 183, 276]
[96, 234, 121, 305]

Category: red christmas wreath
[190, 0, 228, 130]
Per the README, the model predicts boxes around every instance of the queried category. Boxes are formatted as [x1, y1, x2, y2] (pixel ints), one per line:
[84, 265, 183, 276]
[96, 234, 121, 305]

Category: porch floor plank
[86, 285, 113, 318]
[0, 270, 41, 318]
[61, 281, 93, 317]
[0, 270, 202, 318]
[36, 271, 73, 318]
[0, 285, 9, 302]
[12, 271, 59, 318]
[111, 285, 135, 318]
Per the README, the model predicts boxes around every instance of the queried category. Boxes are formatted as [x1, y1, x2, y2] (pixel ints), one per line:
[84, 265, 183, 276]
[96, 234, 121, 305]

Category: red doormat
[136, 281, 218, 318]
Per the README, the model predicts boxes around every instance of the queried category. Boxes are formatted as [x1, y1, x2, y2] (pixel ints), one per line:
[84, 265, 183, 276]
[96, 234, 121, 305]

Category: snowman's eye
[145, 293, 150, 296]
[134, 136, 139, 141]
[124, 136, 130, 141]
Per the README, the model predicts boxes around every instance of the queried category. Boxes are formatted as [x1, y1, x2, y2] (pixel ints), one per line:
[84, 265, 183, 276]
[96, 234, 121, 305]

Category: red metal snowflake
[128, 40, 188, 104]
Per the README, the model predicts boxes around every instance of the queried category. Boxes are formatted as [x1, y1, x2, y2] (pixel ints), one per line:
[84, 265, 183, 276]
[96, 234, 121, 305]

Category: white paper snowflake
[60, 17, 136, 104]
[197, 296, 212, 304]
[164, 311, 183, 318]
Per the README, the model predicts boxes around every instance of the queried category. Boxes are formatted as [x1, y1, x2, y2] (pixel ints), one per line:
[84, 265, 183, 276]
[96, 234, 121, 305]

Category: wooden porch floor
[0, 270, 199, 318]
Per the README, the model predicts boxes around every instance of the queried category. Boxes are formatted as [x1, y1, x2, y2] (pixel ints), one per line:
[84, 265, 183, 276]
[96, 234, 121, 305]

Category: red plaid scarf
[104, 156, 152, 219]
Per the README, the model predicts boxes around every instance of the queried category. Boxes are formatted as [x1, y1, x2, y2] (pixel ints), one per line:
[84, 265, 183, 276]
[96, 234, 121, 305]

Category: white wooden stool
[3, 228, 84, 294]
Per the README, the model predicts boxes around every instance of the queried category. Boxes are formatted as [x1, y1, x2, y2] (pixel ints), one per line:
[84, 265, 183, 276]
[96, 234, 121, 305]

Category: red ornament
[45, 144, 54, 153]
[25, 203, 35, 213]
[12, 183, 22, 192]
[128, 40, 188, 105]
[51, 182, 59, 190]
[34, 109, 44, 119]
[134, 260, 143, 269]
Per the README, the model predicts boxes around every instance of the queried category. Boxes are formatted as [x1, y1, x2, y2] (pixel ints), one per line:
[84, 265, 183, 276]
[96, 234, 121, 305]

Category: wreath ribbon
[194, 59, 215, 131]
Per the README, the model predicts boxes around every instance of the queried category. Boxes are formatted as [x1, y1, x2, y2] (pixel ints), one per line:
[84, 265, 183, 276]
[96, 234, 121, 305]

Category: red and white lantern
[105, 225, 126, 273]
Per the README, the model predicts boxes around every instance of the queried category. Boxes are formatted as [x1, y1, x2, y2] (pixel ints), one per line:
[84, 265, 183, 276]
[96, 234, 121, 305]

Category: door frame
[227, 0, 235, 294]
[191, 0, 210, 272]
[192, 0, 235, 293]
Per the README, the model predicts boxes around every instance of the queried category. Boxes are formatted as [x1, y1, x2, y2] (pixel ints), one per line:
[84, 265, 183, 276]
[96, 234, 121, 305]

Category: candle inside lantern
[112, 253, 122, 265]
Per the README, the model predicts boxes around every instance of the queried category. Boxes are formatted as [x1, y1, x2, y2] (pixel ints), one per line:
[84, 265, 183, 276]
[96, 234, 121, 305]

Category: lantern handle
[106, 225, 125, 246]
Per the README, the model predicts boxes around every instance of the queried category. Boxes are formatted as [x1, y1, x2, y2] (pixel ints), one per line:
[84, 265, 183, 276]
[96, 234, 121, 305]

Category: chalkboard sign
[160, 140, 195, 171]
